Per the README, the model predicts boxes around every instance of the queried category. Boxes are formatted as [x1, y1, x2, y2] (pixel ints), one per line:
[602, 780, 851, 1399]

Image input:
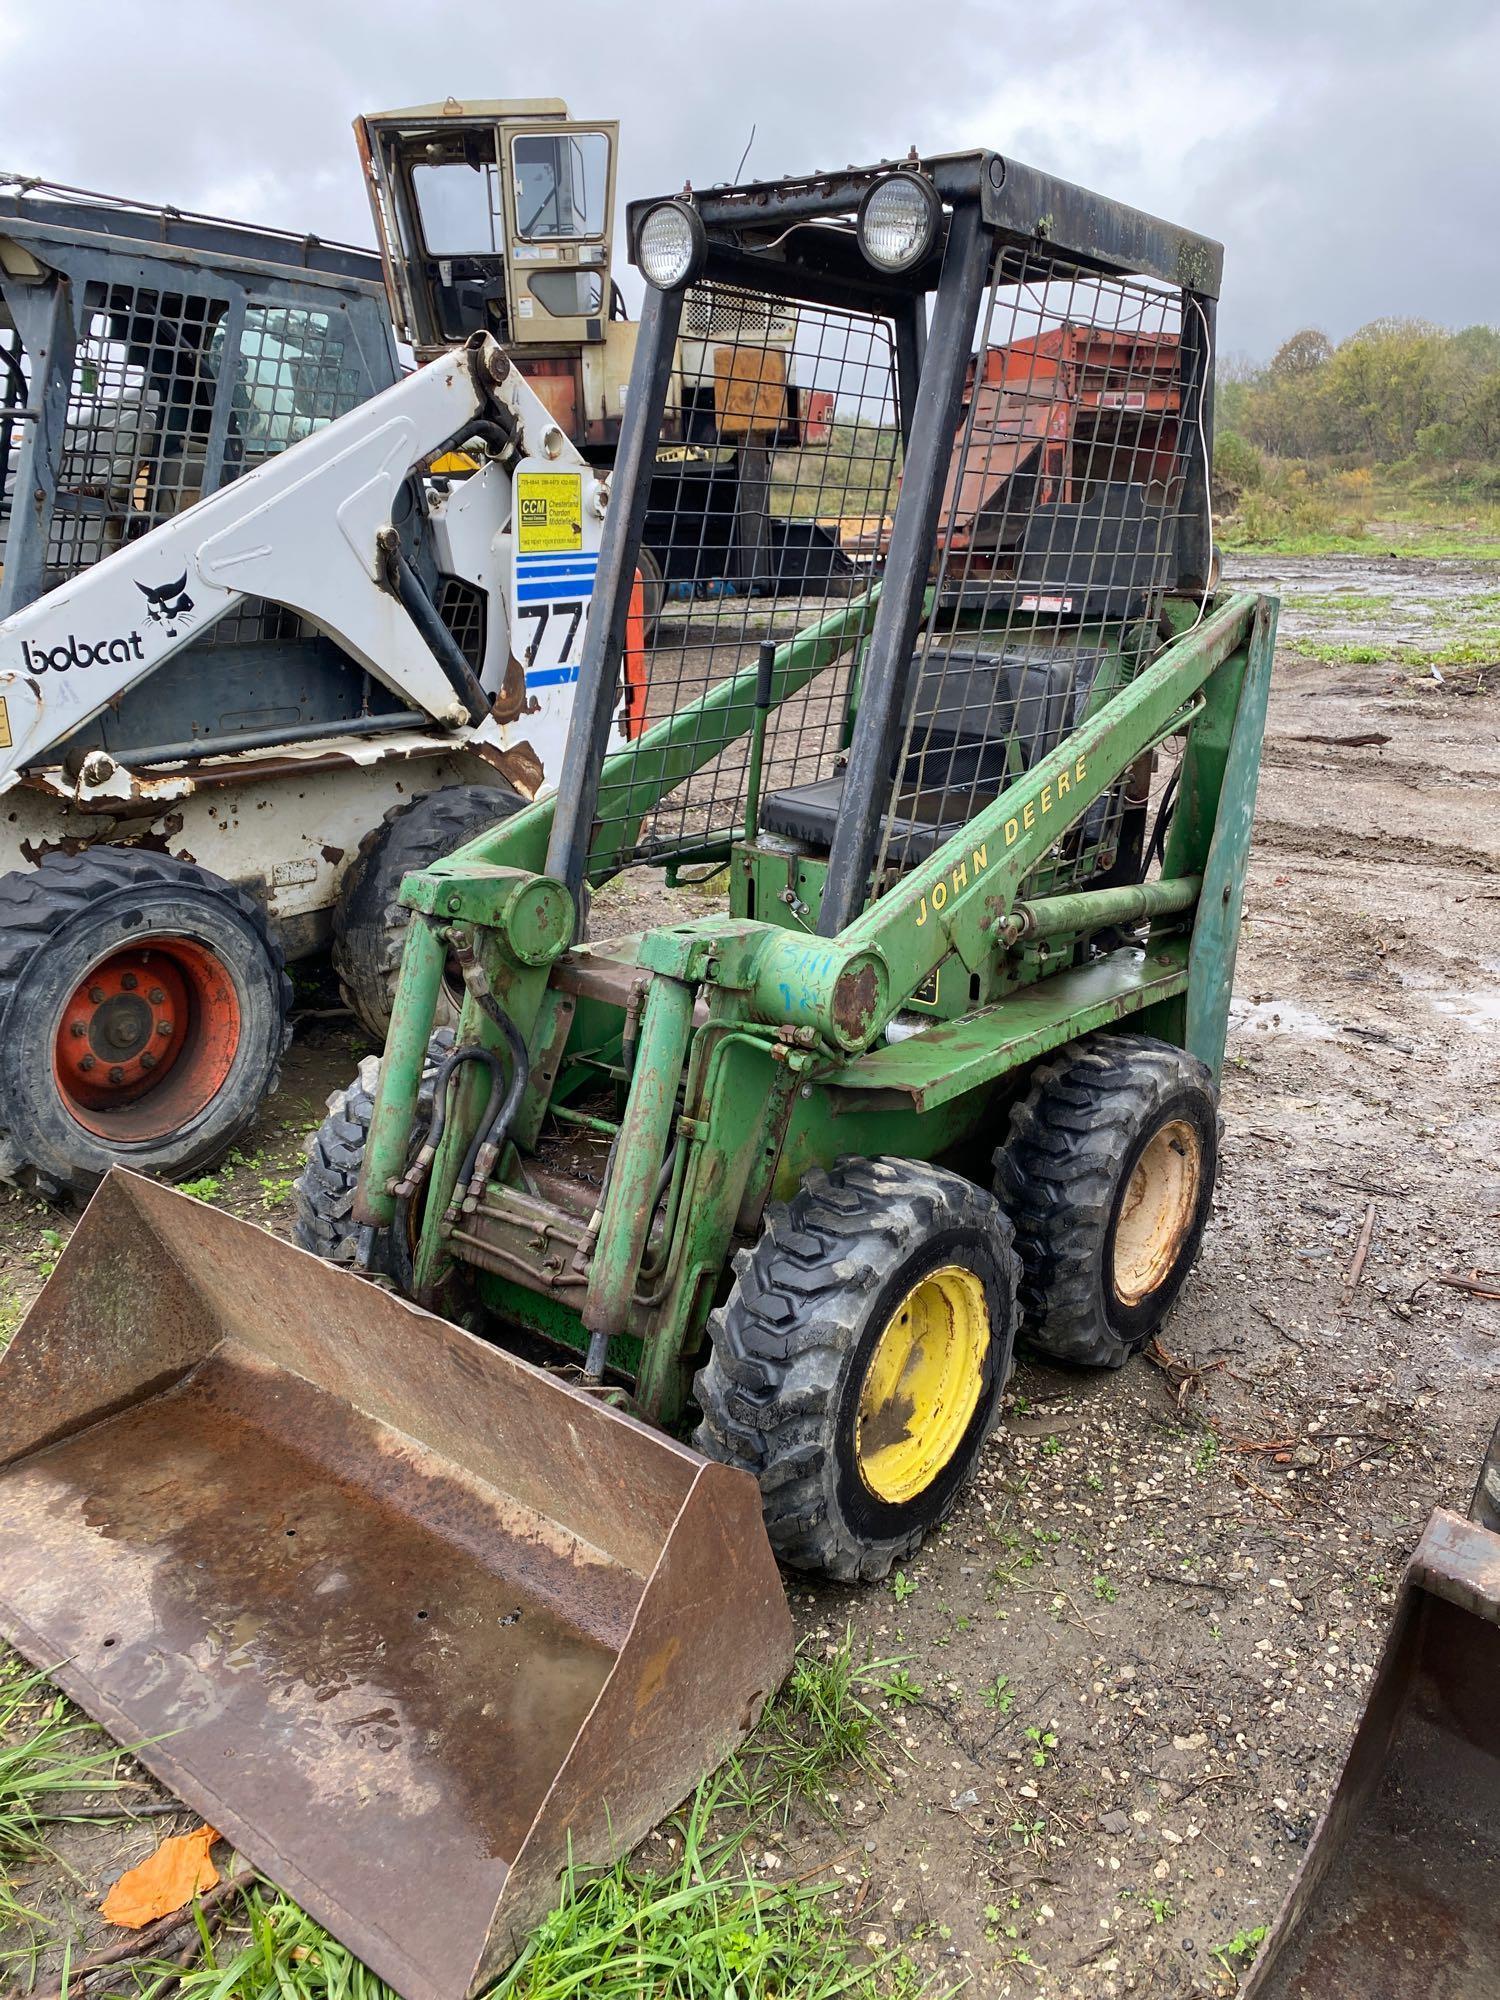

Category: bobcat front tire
[693, 1157, 1019, 1581]
[333, 784, 523, 1041]
[293, 1029, 453, 1277]
[0, 848, 290, 1199]
[995, 1033, 1218, 1369]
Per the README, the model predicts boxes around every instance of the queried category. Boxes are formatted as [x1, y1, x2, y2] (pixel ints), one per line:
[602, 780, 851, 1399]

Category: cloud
[1, 0, 1492, 359]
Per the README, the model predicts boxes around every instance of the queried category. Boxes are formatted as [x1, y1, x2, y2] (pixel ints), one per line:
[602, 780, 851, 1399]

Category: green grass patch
[731, 1629, 898, 1820]
[112, 1654, 927, 2000]
[0, 1653, 128, 1948]
[109, 1882, 397, 1999]
[494, 1775, 924, 2000]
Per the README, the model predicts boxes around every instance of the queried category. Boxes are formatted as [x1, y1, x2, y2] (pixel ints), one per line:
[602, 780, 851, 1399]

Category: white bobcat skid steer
[0, 331, 637, 1194]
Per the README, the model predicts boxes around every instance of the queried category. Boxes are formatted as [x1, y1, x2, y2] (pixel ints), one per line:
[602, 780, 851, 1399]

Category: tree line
[1218, 318, 1500, 474]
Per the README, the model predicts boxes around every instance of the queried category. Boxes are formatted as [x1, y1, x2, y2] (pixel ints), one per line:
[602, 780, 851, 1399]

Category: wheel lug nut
[156, 1021, 173, 1038]
[81, 1055, 96, 1072]
[148, 988, 165, 1005]
[70, 1022, 87, 1038]
[88, 985, 105, 1005]
[140, 1051, 157, 1072]
[121, 972, 138, 990]
[108, 1066, 125, 1084]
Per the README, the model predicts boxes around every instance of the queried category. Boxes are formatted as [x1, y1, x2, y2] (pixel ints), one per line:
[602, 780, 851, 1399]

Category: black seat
[759, 640, 1107, 862]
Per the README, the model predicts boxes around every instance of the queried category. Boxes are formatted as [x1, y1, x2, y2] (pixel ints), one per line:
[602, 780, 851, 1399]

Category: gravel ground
[1, 552, 1497, 1996]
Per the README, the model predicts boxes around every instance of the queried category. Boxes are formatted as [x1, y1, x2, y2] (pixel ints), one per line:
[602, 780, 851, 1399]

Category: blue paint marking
[516, 580, 592, 603]
[528, 665, 581, 687]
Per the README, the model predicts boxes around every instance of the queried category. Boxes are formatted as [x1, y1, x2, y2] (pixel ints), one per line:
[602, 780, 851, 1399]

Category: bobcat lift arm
[0, 332, 596, 795]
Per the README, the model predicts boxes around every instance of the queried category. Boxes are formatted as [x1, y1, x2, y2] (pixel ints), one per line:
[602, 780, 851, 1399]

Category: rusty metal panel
[1243, 1505, 1500, 1999]
[0, 1171, 793, 2000]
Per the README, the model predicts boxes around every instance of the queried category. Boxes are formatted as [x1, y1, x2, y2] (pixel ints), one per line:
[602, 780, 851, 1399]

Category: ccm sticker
[515, 471, 583, 555]
[915, 756, 1089, 928]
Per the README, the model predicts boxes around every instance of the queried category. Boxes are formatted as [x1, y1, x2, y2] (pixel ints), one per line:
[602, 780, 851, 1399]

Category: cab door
[497, 121, 617, 351]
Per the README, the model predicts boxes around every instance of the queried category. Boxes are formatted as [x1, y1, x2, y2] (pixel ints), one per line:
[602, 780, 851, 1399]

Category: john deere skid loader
[0, 152, 1273, 1997]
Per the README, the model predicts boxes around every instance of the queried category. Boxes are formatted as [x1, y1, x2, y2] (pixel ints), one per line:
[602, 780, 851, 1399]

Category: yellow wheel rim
[855, 1264, 990, 1505]
[1112, 1118, 1203, 1306]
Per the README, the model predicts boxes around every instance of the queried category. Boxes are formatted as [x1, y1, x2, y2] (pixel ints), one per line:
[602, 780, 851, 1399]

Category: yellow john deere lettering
[915, 760, 1087, 930]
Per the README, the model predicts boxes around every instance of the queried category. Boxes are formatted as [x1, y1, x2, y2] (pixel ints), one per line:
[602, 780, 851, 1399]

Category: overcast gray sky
[2, 0, 1495, 361]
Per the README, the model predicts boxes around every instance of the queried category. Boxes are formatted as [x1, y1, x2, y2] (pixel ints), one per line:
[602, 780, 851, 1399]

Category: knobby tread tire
[0, 847, 291, 1197]
[694, 1155, 1019, 1582]
[994, 1032, 1218, 1370]
[332, 784, 522, 1041]
[294, 1028, 453, 1270]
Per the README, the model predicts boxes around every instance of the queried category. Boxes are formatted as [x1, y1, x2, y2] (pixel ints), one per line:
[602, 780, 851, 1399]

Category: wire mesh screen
[33, 286, 367, 598]
[45, 283, 225, 577]
[602, 286, 902, 864]
[872, 245, 1205, 896]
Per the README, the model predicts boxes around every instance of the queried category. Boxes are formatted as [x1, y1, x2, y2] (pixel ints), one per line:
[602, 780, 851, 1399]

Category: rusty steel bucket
[1243, 1423, 1500, 2000]
[0, 1171, 793, 2000]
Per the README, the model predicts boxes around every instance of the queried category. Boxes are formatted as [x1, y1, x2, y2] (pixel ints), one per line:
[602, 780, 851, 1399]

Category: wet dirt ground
[1, 553, 1497, 1996]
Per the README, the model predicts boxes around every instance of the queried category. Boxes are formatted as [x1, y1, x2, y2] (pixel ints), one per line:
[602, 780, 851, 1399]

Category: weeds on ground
[105, 1883, 397, 1999]
[117, 1758, 934, 2000]
[731, 1628, 899, 1819]
[494, 1774, 916, 2000]
[1211, 1923, 1269, 1975]
[0, 1653, 127, 1947]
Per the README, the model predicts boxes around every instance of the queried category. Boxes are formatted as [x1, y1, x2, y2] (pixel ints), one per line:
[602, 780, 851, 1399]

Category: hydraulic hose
[456, 993, 532, 1206]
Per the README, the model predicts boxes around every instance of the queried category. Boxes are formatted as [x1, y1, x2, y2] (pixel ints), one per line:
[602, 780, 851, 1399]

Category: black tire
[293, 1028, 453, 1274]
[0, 848, 290, 1199]
[995, 1033, 1218, 1369]
[332, 784, 523, 1042]
[693, 1156, 1019, 1581]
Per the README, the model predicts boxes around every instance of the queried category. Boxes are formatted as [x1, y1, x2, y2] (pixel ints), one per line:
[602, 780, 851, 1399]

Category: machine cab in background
[355, 100, 628, 451]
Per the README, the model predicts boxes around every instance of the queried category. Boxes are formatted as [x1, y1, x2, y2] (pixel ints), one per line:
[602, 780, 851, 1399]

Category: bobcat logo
[136, 571, 195, 638]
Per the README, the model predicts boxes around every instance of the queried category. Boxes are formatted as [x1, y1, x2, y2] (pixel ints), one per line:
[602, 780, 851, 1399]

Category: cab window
[511, 132, 609, 241]
[411, 159, 503, 255]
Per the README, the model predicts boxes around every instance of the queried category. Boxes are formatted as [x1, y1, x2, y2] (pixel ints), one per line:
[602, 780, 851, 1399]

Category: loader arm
[0, 334, 586, 790]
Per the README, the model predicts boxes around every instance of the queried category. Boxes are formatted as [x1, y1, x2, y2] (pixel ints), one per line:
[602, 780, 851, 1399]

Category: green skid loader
[0, 152, 1273, 1999]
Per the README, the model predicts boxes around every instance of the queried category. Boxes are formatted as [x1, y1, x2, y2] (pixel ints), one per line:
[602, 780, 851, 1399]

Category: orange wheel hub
[52, 939, 241, 1142]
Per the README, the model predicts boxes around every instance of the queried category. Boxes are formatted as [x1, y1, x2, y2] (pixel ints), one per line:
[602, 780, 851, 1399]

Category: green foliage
[876, 1667, 925, 1710]
[178, 1175, 223, 1203]
[891, 1570, 917, 1603]
[119, 1884, 396, 1999]
[488, 1778, 916, 2000]
[731, 1628, 896, 1818]
[1211, 1923, 1269, 1974]
[1212, 430, 1264, 508]
[0, 1654, 126, 1942]
[1023, 1725, 1057, 1769]
[1218, 316, 1500, 551]
[981, 1674, 1014, 1714]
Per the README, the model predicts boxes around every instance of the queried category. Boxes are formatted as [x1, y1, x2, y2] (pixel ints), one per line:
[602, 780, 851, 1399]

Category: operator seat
[758, 639, 1110, 866]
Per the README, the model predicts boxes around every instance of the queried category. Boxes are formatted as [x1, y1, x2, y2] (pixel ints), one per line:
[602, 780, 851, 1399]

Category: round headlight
[857, 172, 941, 273]
[637, 199, 707, 291]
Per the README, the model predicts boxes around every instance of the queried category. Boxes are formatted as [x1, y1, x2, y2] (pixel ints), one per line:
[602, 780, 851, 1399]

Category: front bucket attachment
[1243, 1428, 1500, 1999]
[0, 1171, 793, 2000]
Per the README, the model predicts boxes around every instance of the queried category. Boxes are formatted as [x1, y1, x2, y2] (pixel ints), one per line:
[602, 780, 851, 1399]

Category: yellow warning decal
[515, 471, 584, 554]
[0, 697, 11, 750]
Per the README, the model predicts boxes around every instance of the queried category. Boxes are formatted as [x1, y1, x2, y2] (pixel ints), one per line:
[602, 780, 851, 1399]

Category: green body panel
[354, 587, 1275, 1424]
[829, 940, 1190, 1112]
[1183, 598, 1278, 1075]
